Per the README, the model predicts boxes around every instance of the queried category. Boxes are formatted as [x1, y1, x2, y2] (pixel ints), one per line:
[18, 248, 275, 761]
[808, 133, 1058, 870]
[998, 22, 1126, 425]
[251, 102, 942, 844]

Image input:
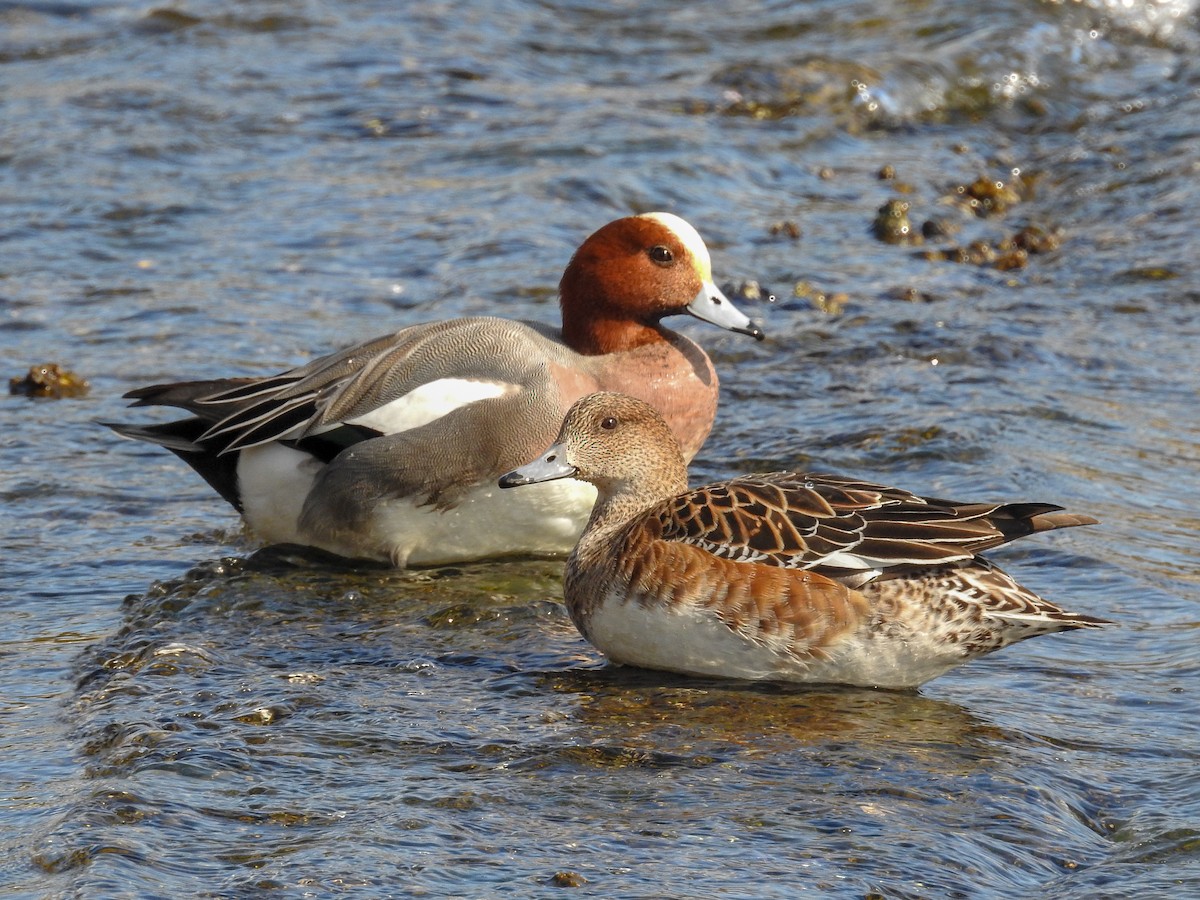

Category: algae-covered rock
[9, 363, 91, 398]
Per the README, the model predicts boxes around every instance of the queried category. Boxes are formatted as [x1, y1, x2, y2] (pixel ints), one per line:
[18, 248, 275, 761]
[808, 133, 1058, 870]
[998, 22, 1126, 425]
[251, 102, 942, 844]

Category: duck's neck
[575, 471, 687, 561]
[562, 313, 667, 355]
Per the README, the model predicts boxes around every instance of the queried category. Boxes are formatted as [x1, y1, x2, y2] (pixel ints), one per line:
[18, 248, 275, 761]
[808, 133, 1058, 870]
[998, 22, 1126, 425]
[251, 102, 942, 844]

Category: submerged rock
[9, 363, 90, 398]
[872, 199, 922, 245]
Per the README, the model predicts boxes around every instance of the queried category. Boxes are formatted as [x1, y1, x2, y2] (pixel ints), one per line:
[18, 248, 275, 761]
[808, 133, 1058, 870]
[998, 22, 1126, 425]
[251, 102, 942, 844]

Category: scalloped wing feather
[652, 473, 1094, 583]
[578, 519, 872, 663]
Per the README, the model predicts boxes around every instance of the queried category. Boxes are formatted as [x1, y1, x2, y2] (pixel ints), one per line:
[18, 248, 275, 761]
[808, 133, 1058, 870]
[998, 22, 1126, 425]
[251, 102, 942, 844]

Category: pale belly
[584, 596, 965, 689]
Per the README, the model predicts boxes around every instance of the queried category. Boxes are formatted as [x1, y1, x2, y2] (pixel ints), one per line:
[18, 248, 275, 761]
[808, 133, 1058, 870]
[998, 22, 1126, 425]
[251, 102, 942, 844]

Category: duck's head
[558, 213, 765, 354]
[499, 391, 687, 500]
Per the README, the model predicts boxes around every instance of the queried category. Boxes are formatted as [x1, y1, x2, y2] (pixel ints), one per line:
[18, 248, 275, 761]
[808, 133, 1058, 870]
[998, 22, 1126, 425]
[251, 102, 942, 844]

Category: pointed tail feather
[1024, 510, 1101, 533]
[104, 420, 204, 453]
[990, 502, 1099, 542]
[123, 377, 259, 415]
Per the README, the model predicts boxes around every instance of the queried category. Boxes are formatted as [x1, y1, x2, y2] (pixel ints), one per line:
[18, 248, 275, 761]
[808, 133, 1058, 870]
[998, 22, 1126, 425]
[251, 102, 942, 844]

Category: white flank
[237, 443, 323, 545]
[236, 377, 584, 565]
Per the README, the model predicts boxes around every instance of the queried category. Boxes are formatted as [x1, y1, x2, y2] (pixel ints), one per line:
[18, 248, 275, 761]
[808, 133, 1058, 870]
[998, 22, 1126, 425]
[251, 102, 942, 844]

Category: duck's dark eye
[648, 245, 674, 265]
[600, 416, 618, 430]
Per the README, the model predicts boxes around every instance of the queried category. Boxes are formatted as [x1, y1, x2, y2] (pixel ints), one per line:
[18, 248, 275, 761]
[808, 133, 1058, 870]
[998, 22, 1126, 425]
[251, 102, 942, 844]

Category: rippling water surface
[3, 0, 1199, 896]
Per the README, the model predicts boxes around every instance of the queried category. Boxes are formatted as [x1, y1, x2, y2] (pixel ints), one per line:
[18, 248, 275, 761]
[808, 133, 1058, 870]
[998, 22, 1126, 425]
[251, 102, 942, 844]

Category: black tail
[104, 418, 244, 511]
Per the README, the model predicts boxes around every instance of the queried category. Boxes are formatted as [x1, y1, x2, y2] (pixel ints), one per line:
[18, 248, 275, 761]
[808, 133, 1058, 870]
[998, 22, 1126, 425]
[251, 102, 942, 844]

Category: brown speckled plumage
[504, 392, 1110, 688]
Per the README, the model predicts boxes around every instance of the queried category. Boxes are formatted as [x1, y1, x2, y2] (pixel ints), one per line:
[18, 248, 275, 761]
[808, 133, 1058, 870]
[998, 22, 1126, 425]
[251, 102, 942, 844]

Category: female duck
[109, 214, 763, 566]
[500, 392, 1108, 689]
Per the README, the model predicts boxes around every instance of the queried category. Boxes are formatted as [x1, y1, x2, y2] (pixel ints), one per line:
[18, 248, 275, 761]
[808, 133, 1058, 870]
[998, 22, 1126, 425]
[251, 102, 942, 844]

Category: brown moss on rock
[872, 199, 922, 245]
[9, 363, 91, 398]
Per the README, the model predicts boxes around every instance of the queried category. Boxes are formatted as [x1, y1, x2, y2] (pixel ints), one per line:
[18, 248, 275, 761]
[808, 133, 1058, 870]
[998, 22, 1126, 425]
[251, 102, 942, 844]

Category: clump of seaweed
[872, 199, 921, 245]
[921, 224, 1063, 271]
[10, 363, 91, 399]
[951, 172, 1037, 218]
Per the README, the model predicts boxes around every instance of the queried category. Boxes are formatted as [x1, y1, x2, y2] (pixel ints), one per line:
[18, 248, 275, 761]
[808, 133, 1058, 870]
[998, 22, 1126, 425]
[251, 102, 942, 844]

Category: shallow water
[3, 0, 1199, 896]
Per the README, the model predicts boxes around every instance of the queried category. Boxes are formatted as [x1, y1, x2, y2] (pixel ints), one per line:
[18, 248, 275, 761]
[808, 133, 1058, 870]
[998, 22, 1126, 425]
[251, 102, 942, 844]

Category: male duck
[500, 392, 1109, 689]
[109, 213, 764, 567]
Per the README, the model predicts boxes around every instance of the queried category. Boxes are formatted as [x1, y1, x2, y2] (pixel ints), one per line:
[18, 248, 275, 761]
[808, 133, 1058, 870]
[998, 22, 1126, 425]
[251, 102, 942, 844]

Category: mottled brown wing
[603, 517, 871, 660]
[652, 472, 1095, 586]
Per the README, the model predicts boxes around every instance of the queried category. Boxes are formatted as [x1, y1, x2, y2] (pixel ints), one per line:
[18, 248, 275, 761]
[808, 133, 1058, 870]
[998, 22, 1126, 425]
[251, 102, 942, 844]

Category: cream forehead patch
[639, 212, 712, 278]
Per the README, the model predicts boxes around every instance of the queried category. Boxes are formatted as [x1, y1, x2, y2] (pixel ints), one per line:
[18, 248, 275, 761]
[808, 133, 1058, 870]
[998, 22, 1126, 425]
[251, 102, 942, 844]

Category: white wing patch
[816, 550, 883, 575]
[344, 377, 519, 434]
